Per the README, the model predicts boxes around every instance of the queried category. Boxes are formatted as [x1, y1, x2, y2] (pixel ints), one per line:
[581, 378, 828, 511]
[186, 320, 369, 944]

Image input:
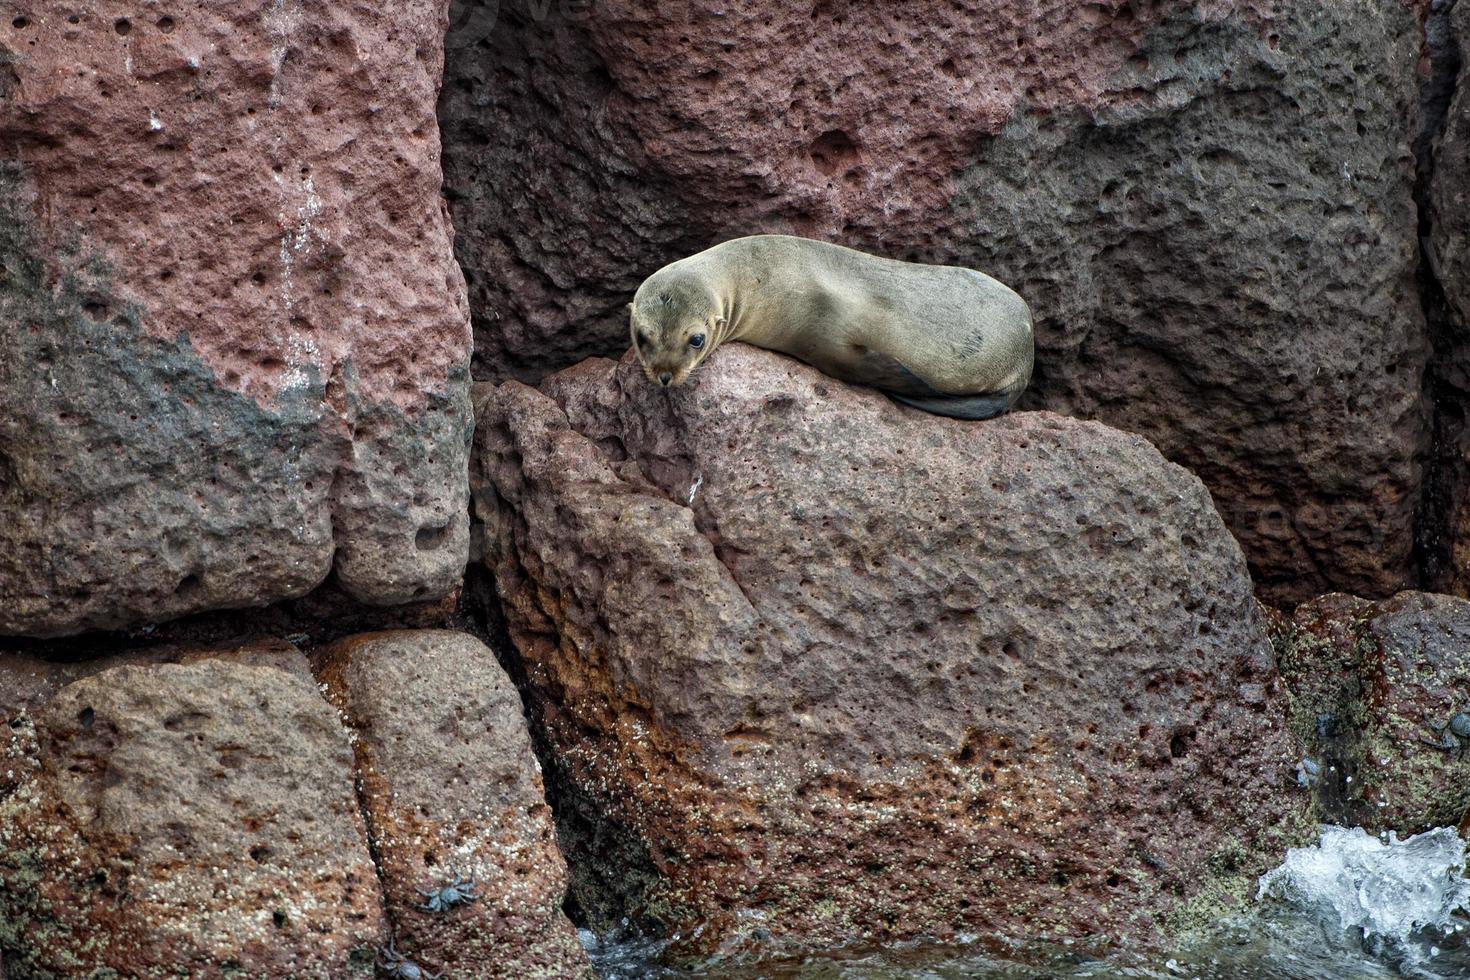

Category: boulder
[315, 630, 593, 979]
[1273, 591, 1470, 834]
[471, 345, 1308, 956]
[442, 0, 1428, 605]
[0, 651, 387, 977]
[0, 0, 471, 637]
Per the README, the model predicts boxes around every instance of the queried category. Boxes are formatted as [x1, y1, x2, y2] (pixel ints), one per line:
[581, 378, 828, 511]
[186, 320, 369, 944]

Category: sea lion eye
[689, 334, 705, 350]
[635, 332, 653, 350]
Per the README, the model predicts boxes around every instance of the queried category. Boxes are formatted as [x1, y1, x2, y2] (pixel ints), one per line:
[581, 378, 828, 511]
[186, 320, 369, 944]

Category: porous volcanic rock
[442, 0, 1427, 605]
[315, 630, 594, 979]
[471, 344, 1309, 957]
[0, 653, 387, 977]
[0, 0, 471, 637]
[1273, 591, 1470, 834]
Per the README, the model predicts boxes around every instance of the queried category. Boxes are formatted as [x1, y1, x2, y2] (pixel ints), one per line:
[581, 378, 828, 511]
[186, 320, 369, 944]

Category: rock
[1272, 591, 1470, 833]
[442, 0, 1428, 605]
[471, 345, 1309, 956]
[1431, 0, 1469, 333]
[0, 652, 387, 977]
[0, 0, 471, 637]
[315, 630, 593, 979]
[1427, 2, 1470, 594]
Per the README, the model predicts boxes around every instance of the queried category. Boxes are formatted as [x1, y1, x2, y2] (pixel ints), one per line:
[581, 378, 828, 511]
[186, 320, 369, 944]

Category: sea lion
[628, 234, 1033, 420]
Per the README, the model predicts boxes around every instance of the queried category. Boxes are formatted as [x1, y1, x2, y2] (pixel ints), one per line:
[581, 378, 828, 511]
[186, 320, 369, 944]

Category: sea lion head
[629, 272, 727, 388]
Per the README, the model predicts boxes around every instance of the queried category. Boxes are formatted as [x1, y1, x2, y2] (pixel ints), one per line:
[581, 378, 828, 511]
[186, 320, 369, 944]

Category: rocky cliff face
[0, 1, 472, 637]
[3, 0, 1469, 975]
[472, 346, 1309, 955]
[441, 0, 1431, 606]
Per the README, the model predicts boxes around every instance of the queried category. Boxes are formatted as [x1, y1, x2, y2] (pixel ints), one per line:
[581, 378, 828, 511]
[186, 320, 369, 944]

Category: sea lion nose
[659, 372, 672, 386]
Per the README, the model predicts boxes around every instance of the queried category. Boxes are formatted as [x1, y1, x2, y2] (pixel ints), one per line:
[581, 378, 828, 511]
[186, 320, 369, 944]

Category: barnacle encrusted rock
[315, 630, 594, 979]
[0, 652, 386, 976]
[1273, 590, 1470, 833]
[472, 345, 1309, 957]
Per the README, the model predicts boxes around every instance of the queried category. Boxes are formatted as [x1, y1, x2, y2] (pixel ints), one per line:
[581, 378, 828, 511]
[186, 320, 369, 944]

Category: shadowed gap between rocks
[1415, 0, 1466, 593]
[459, 562, 666, 938]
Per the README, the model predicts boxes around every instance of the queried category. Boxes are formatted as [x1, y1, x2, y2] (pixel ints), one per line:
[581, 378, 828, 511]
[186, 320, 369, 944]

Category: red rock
[315, 630, 593, 979]
[471, 345, 1308, 956]
[442, 0, 1427, 605]
[0, 649, 387, 977]
[0, 0, 471, 637]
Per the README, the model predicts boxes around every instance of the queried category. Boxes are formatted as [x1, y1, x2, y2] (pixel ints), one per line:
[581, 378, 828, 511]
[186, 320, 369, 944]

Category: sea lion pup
[628, 234, 1033, 420]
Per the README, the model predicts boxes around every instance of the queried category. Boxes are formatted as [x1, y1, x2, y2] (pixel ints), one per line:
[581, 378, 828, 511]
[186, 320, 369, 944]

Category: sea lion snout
[659, 372, 672, 386]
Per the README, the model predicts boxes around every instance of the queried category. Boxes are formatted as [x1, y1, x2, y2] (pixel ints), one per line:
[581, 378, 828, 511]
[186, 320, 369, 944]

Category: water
[584, 827, 1470, 980]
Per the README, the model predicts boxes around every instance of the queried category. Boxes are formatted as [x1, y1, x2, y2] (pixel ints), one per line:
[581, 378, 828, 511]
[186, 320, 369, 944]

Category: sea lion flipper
[847, 348, 946, 398]
[888, 391, 1018, 421]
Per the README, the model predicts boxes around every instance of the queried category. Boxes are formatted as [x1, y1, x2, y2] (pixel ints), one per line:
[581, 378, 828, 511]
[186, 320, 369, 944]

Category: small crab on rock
[418, 870, 480, 913]
[377, 940, 440, 980]
[1420, 711, 1470, 759]
[1294, 756, 1321, 789]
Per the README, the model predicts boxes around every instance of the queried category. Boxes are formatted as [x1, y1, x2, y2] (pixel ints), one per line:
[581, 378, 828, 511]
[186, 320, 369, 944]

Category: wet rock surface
[0, 0, 472, 637]
[442, 0, 1428, 605]
[472, 344, 1309, 956]
[315, 630, 593, 979]
[0, 647, 387, 977]
[1273, 591, 1470, 834]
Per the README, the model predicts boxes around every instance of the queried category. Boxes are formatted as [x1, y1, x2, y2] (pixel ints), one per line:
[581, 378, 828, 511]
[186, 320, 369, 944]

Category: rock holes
[808, 129, 860, 177]
[157, 15, 175, 33]
[79, 707, 95, 729]
[415, 523, 450, 551]
[250, 844, 272, 863]
[114, 17, 131, 35]
[11, 16, 29, 29]
[175, 573, 203, 600]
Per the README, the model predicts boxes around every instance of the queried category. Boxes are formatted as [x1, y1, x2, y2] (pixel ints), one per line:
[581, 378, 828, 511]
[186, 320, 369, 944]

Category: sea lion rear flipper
[851, 349, 1020, 419]
[888, 390, 1019, 421]
[847, 349, 946, 398]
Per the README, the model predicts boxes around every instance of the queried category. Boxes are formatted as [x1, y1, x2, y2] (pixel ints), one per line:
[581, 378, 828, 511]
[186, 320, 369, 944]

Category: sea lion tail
[889, 387, 1021, 421]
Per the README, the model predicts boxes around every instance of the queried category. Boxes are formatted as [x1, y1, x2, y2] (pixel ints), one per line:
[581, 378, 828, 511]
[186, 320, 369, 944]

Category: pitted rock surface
[1275, 591, 1470, 834]
[0, 654, 386, 977]
[0, 0, 471, 636]
[472, 344, 1308, 955]
[315, 630, 594, 980]
[442, 0, 1427, 604]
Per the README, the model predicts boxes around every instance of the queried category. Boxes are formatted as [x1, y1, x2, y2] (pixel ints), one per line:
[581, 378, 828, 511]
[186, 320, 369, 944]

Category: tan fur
[628, 235, 1033, 418]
